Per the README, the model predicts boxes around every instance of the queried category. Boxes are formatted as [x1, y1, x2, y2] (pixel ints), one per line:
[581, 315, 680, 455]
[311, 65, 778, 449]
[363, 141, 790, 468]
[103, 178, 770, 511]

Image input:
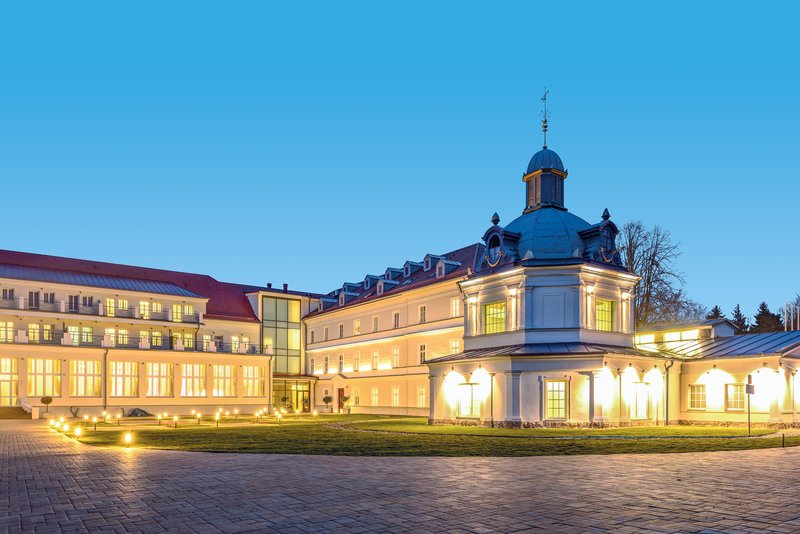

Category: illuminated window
[151, 302, 163, 317]
[28, 324, 40, 343]
[450, 339, 461, 354]
[105, 298, 116, 316]
[0, 321, 13, 343]
[354, 352, 360, 371]
[110, 361, 138, 397]
[0, 358, 18, 406]
[67, 326, 80, 346]
[372, 350, 379, 370]
[726, 383, 745, 411]
[418, 343, 427, 364]
[419, 305, 427, 324]
[689, 384, 706, 410]
[80, 327, 92, 344]
[545, 380, 568, 420]
[663, 331, 681, 342]
[116, 329, 128, 346]
[242, 366, 265, 397]
[371, 387, 379, 406]
[483, 301, 507, 334]
[450, 297, 461, 318]
[174, 333, 194, 350]
[27, 359, 60, 397]
[139, 301, 150, 320]
[324, 356, 329, 373]
[70, 360, 101, 397]
[151, 331, 162, 347]
[117, 299, 129, 314]
[681, 329, 700, 341]
[595, 299, 614, 332]
[353, 319, 360, 335]
[338, 354, 344, 373]
[43, 324, 53, 342]
[181, 364, 206, 397]
[212, 365, 236, 397]
[353, 387, 360, 406]
[309, 357, 315, 373]
[458, 384, 480, 418]
[631, 382, 649, 420]
[635, 334, 655, 344]
[201, 334, 211, 351]
[172, 304, 183, 322]
[391, 387, 400, 407]
[392, 347, 400, 368]
[417, 386, 427, 408]
[146, 363, 173, 397]
[231, 336, 240, 353]
[104, 328, 116, 347]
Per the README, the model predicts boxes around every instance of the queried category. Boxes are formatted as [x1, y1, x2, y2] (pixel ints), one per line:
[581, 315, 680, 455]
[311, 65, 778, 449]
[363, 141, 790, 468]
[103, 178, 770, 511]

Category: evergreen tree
[750, 302, 783, 333]
[730, 304, 749, 334]
[706, 305, 724, 320]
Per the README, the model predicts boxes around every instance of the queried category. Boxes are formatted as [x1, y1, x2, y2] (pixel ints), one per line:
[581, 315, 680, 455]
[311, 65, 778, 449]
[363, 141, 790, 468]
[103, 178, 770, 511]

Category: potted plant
[322, 395, 332, 413]
[40, 396, 53, 414]
[341, 396, 351, 414]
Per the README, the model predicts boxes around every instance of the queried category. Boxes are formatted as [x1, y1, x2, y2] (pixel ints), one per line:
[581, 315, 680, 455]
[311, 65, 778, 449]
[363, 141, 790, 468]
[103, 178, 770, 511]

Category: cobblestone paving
[2, 420, 800, 533]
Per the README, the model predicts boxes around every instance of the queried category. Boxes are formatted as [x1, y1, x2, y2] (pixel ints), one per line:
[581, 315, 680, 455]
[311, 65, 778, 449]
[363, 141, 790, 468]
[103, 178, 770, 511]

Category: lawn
[63, 414, 797, 457]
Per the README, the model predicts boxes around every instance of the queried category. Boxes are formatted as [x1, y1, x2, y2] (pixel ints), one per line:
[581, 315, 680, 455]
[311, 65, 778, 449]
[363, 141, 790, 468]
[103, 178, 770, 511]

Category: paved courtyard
[1, 420, 800, 533]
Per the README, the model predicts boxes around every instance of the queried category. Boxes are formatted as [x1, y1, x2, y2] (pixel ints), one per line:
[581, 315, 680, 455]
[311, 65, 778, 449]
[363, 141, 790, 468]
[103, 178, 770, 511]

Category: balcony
[0, 331, 264, 355]
[0, 297, 201, 324]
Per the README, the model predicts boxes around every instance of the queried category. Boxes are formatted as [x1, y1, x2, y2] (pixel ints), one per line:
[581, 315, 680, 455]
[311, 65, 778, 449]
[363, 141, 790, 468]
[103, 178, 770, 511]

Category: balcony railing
[0, 331, 265, 355]
[0, 298, 201, 324]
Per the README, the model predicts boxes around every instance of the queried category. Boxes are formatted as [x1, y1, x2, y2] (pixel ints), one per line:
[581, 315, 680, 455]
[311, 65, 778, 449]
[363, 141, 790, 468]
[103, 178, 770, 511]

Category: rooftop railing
[0, 298, 201, 324]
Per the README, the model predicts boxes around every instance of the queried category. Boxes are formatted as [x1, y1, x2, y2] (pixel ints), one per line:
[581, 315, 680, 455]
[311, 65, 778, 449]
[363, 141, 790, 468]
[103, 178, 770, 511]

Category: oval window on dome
[487, 235, 502, 264]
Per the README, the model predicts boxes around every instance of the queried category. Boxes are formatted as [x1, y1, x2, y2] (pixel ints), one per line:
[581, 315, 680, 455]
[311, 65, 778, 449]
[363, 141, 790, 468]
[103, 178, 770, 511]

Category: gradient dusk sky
[0, 1, 797, 318]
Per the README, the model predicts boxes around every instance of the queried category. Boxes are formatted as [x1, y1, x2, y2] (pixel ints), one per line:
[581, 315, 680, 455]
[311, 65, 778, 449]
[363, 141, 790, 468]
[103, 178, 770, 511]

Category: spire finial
[491, 212, 500, 226]
[540, 88, 550, 149]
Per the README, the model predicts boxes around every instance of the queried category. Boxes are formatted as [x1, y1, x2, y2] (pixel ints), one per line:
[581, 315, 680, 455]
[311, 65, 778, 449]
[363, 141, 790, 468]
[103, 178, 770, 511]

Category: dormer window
[404, 265, 410, 277]
[488, 235, 502, 264]
[424, 258, 431, 271]
[339, 293, 345, 306]
[377, 281, 384, 296]
[436, 263, 444, 278]
[364, 279, 370, 289]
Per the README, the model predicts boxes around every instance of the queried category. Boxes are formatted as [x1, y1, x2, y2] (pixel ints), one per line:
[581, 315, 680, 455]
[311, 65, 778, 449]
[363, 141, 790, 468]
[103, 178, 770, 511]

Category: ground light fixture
[83, 415, 89, 426]
[49, 418, 55, 426]
[74, 427, 82, 440]
[173, 416, 179, 428]
[62, 424, 69, 433]
[313, 410, 317, 418]
[196, 412, 202, 424]
[59, 417, 65, 424]
[234, 409, 239, 420]
[124, 432, 132, 447]
[215, 413, 220, 427]
[54, 422, 61, 430]
[116, 414, 121, 426]
[276, 413, 282, 424]
[157, 414, 162, 426]
[92, 417, 98, 431]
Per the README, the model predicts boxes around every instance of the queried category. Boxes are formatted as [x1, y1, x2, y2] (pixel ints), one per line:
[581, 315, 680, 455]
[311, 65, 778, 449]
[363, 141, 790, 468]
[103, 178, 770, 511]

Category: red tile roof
[307, 243, 482, 316]
[0, 249, 319, 323]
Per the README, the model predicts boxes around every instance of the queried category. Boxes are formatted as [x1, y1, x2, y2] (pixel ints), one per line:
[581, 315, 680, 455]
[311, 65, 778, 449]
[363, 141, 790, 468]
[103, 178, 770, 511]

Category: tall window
[68, 295, 80, 312]
[201, 334, 211, 351]
[172, 304, 183, 322]
[67, 326, 80, 346]
[354, 352, 361, 371]
[0, 358, 18, 406]
[116, 329, 129, 346]
[726, 383, 745, 411]
[545, 380, 567, 420]
[353, 387, 360, 406]
[80, 326, 92, 344]
[151, 302, 163, 317]
[43, 324, 53, 342]
[458, 384, 480, 418]
[371, 350, 379, 370]
[338, 324, 344, 338]
[371, 387, 379, 406]
[151, 331, 163, 347]
[0, 321, 13, 343]
[324, 356, 329, 373]
[353, 319, 360, 335]
[146, 363, 173, 397]
[595, 299, 614, 331]
[242, 366, 266, 397]
[484, 301, 507, 334]
[372, 316, 379, 332]
[27, 359, 60, 396]
[231, 336, 241, 353]
[417, 386, 427, 408]
[28, 324, 40, 343]
[418, 343, 427, 364]
[392, 347, 400, 368]
[338, 354, 344, 373]
[110, 361, 138, 397]
[139, 301, 150, 320]
[105, 298, 116, 317]
[70, 360, 101, 397]
[450, 297, 461, 318]
[391, 387, 400, 407]
[419, 305, 427, 324]
[689, 384, 706, 410]
[310, 330, 315, 343]
[450, 339, 461, 354]
[105, 328, 116, 346]
[324, 327, 329, 341]
[212, 365, 236, 397]
[393, 312, 400, 329]
[181, 364, 206, 397]
[2, 288, 14, 300]
[262, 297, 302, 374]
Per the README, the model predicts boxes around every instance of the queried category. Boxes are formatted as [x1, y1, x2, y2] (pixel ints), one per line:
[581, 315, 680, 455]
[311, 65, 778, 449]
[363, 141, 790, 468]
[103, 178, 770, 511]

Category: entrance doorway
[0, 358, 18, 407]
[337, 388, 346, 413]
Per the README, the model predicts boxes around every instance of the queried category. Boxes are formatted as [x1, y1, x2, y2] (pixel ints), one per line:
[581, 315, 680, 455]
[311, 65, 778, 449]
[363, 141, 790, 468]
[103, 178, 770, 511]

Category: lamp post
[124, 432, 132, 447]
[215, 413, 220, 428]
[116, 413, 121, 427]
[234, 409, 239, 420]
[84, 415, 89, 427]
[157, 414, 162, 426]
[173, 416, 179, 428]
[196, 412, 202, 425]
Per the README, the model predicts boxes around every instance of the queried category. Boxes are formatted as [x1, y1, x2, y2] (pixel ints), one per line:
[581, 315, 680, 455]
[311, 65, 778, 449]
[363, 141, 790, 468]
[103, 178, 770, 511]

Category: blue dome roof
[503, 207, 590, 260]
[526, 148, 564, 174]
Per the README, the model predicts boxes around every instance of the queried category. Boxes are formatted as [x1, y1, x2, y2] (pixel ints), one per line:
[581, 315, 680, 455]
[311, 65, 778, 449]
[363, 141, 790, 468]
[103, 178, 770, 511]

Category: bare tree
[619, 221, 706, 327]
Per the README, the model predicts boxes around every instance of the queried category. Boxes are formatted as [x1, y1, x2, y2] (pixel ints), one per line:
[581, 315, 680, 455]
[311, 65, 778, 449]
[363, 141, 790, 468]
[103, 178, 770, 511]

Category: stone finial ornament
[491, 212, 500, 226]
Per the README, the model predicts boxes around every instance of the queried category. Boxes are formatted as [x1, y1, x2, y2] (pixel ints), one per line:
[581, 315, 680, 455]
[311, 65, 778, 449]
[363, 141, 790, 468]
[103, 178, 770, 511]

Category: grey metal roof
[526, 148, 565, 174]
[638, 331, 800, 360]
[503, 206, 591, 260]
[0, 263, 203, 298]
[427, 343, 661, 364]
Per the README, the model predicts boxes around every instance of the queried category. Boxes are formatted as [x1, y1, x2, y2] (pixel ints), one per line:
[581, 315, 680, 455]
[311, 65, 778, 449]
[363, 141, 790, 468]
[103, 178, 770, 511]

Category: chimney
[282, 283, 288, 292]
[266, 283, 272, 289]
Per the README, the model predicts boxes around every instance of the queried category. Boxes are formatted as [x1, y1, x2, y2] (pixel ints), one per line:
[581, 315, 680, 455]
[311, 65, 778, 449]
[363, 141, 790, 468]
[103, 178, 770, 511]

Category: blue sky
[0, 1, 797, 319]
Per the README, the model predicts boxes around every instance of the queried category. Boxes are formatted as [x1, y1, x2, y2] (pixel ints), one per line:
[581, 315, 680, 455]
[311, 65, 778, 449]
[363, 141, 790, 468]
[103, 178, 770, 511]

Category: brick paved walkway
[2, 420, 800, 533]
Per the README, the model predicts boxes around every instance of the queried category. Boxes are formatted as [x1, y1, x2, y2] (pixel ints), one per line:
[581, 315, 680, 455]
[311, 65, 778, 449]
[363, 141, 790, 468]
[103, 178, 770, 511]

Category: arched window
[488, 235, 502, 263]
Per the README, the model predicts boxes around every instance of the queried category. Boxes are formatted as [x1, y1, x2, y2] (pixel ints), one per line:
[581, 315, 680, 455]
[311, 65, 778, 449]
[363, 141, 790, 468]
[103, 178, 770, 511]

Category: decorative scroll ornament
[485, 250, 504, 268]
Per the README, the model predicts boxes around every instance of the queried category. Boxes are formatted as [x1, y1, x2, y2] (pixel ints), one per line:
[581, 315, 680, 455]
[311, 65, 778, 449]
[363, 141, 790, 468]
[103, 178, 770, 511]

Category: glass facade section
[272, 379, 310, 412]
[595, 299, 614, 331]
[483, 301, 507, 334]
[263, 297, 302, 374]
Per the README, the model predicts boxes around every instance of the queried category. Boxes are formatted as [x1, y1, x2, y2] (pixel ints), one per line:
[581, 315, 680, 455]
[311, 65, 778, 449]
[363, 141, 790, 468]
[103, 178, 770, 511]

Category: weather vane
[540, 88, 549, 149]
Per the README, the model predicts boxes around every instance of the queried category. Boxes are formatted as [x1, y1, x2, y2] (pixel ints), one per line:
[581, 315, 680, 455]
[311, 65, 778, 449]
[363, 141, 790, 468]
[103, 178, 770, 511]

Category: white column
[586, 371, 608, 425]
[428, 374, 436, 424]
[503, 371, 522, 424]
